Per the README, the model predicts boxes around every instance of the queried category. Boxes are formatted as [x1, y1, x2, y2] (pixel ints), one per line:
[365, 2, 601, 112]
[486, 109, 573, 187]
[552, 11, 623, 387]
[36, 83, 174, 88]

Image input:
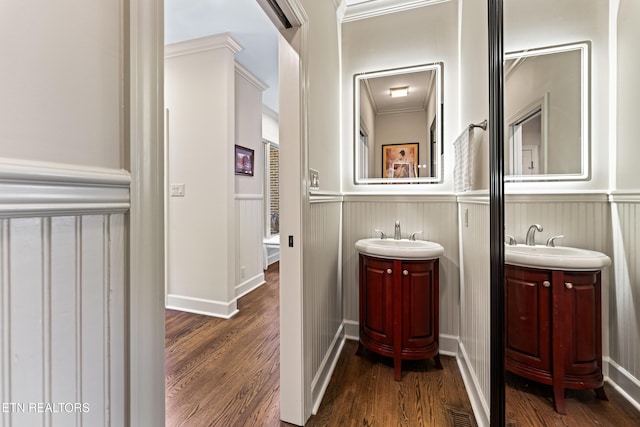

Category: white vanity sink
[505, 244, 611, 271]
[356, 238, 444, 260]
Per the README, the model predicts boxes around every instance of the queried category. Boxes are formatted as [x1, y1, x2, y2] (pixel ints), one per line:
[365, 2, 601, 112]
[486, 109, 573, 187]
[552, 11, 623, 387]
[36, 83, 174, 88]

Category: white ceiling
[164, 0, 394, 115]
[165, 0, 280, 113]
[363, 70, 434, 114]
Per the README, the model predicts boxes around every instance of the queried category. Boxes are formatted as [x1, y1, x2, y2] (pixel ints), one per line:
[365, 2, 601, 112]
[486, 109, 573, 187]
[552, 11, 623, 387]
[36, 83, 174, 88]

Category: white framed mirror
[354, 63, 443, 185]
[504, 42, 590, 181]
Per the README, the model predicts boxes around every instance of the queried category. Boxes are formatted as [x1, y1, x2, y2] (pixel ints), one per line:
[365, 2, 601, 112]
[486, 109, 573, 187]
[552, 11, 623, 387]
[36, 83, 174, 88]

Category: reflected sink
[505, 244, 611, 271]
[355, 238, 444, 260]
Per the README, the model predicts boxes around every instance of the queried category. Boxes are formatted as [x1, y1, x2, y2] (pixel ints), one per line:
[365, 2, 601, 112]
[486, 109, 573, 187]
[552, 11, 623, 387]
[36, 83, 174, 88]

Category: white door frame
[128, 0, 310, 425]
[129, 0, 166, 425]
[270, 1, 309, 424]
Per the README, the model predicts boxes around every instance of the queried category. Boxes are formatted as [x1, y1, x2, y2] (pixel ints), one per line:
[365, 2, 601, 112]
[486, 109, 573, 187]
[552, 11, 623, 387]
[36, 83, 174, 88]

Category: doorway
[163, 0, 305, 424]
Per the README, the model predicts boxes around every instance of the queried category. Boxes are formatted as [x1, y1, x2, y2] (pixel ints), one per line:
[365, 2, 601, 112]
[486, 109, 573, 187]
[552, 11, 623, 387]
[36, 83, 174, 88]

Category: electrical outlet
[464, 209, 469, 227]
[170, 184, 185, 197]
[240, 266, 246, 279]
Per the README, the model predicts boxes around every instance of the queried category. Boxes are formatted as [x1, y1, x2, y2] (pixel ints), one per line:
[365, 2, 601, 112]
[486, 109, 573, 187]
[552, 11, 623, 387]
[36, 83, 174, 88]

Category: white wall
[609, 0, 640, 409]
[0, 2, 133, 425]
[359, 81, 376, 178]
[374, 111, 428, 177]
[341, 1, 459, 193]
[234, 65, 267, 298]
[458, 1, 490, 423]
[235, 65, 267, 196]
[0, 2, 123, 169]
[165, 34, 239, 317]
[262, 108, 280, 144]
[505, 50, 582, 175]
[616, 0, 640, 190]
[303, 0, 342, 193]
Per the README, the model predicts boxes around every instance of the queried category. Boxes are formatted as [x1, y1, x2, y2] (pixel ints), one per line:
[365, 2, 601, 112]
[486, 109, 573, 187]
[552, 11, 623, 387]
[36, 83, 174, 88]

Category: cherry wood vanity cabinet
[505, 264, 607, 414]
[357, 254, 442, 381]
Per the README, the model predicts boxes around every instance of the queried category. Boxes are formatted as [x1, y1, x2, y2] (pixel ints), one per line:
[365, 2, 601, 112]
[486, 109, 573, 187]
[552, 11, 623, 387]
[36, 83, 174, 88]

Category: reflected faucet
[394, 221, 401, 240]
[525, 224, 543, 246]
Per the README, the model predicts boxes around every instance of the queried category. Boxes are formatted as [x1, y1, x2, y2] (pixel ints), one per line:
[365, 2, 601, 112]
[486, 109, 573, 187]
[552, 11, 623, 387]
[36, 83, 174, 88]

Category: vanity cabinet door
[505, 265, 553, 375]
[560, 271, 603, 380]
[360, 256, 395, 347]
[401, 259, 439, 354]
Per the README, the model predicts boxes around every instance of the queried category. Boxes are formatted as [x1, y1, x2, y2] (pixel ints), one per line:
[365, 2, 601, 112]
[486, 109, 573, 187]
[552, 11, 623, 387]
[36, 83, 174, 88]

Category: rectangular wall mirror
[504, 42, 590, 181]
[354, 63, 443, 185]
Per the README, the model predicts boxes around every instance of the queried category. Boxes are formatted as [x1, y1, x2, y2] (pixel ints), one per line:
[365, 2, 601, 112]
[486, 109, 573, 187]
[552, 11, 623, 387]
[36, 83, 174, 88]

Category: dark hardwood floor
[165, 263, 281, 427]
[165, 263, 640, 427]
[306, 341, 476, 427]
[505, 372, 640, 426]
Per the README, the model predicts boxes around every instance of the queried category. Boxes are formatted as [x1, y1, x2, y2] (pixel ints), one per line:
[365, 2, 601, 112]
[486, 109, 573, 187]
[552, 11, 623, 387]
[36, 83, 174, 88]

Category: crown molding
[165, 32, 243, 59]
[343, 0, 452, 23]
[235, 62, 269, 92]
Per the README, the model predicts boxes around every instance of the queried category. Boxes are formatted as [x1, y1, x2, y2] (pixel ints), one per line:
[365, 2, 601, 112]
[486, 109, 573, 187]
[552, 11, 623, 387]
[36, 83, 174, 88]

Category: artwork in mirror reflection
[504, 42, 589, 181]
[354, 63, 442, 184]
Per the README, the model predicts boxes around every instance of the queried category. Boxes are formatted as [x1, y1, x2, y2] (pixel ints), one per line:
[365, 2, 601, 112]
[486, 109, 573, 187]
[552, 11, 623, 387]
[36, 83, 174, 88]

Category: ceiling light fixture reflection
[389, 86, 409, 97]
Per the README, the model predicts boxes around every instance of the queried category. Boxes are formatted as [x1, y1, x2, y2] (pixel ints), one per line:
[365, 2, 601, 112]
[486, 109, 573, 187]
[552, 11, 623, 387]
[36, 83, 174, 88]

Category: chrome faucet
[394, 221, 401, 240]
[546, 235, 564, 247]
[409, 231, 423, 241]
[525, 224, 543, 246]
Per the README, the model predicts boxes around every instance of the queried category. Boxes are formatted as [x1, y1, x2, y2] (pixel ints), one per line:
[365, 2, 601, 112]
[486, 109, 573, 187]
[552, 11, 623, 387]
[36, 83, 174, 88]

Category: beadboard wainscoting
[341, 195, 460, 355]
[608, 193, 640, 410]
[235, 195, 266, 298]
[457, 194, 491, 426]
[0, 160, 130, 427]
[306, 195, 344, 415]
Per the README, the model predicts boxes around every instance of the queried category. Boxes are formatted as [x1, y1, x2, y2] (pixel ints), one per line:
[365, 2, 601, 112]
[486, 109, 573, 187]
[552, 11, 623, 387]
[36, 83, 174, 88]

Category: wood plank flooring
[505, 372, 640, 426]
[165, 264, 640, 426]
[306, 341, 476, 427]
[165, 264, 282, 427]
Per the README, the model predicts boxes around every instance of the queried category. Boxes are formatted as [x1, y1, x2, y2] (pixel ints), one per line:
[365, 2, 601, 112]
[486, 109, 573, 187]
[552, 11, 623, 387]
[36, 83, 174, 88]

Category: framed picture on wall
[235, 145, 254, 176]
[382, 143, 419, 178]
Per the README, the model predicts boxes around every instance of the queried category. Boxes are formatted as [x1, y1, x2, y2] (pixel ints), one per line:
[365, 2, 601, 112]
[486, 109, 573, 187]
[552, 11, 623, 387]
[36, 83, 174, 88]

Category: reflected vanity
[504, 42, 590, 181]
[354, 63, 443, 185]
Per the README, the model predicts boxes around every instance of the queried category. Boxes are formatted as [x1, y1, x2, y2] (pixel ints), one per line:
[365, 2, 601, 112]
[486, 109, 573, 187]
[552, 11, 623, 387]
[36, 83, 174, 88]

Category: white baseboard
[605, 357, 640, 413]
[439, 333, 459, 356]
[311, 323, 346, 415]
[267, 251, 279, 267]
[235, 272, 265, 299]
[456, 342, 489, 427]
[343, 320, 459, 357]
[166, 294, 239, 319]
[343, 319, 359, 340]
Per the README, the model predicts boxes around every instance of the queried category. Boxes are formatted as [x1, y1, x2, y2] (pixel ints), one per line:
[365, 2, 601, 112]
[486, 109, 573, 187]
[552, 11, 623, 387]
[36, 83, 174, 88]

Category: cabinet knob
[565, 282, 573, 289]
[403, 270, 408, 276]
[543, 280, 551, 288]
[387, 269, 392, 275]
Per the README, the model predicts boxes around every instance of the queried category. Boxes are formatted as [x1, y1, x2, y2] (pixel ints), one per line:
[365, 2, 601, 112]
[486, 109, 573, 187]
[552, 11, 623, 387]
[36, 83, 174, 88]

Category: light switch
[170, 184, 185, 197]
[309, 169, 319, 190]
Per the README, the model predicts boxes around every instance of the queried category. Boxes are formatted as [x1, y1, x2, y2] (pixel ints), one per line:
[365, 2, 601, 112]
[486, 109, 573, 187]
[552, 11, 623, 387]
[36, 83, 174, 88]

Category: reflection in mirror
[504, 42, 589, 181]
[354, 63, 442, 184]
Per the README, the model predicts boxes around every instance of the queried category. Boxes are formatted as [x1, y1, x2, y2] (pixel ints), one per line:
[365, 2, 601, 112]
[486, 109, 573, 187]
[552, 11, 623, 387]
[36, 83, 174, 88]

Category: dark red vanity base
[358, 254, 442, 381]
[505, 264, 607, 414]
